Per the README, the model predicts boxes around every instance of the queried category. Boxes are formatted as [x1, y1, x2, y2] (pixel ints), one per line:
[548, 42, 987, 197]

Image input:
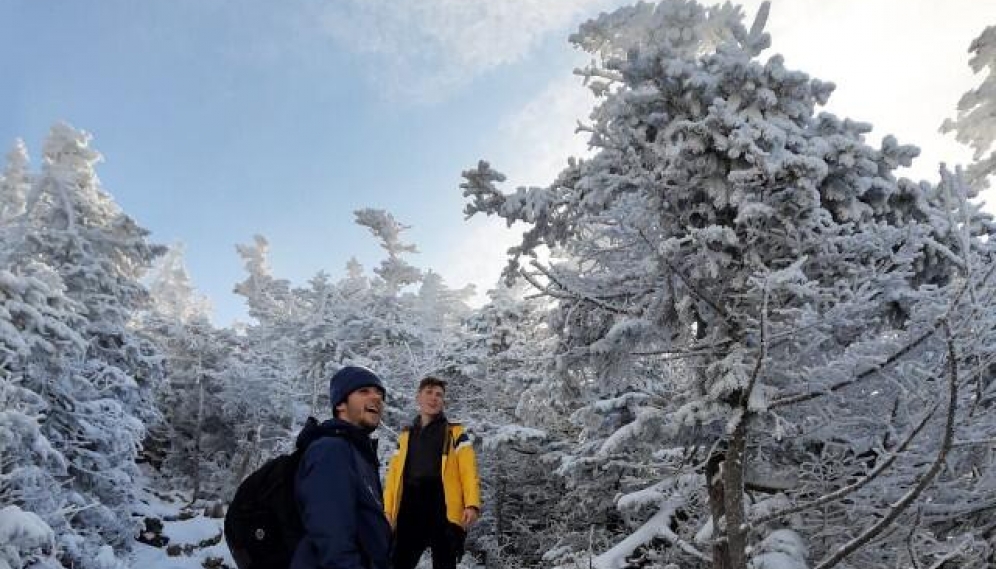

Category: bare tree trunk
[724, 422, 749, 569]
[492, 451, 507, 569]
[706, 451, 729, 569]
[191, 378, 205, 503]
[720, 286, 764, 569]
[311, 366, 320, 418]
[496, 459, 506, 541]
[231, 425, 261, 500]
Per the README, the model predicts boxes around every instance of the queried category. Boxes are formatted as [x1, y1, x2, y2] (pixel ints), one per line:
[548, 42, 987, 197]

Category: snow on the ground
[128, 485, 234, 569]
[132, 486, 194, 520]
[159, 516, 223, 547]
[132, 541, 233, 569]
[126, 477, 486, 569]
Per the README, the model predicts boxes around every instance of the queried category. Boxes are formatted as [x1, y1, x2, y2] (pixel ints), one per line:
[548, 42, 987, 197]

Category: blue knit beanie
[329, 366, 386, 409]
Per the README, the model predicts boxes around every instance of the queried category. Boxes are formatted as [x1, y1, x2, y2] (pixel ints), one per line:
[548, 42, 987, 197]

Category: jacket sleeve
[383, 435, 405, 526]
[453, 427, 482, 510]
[296, 438, 365, 569]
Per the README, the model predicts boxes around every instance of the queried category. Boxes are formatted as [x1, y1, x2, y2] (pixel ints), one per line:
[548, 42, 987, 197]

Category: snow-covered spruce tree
[3, 124, 166, 567]
[221, 210, 481, 499]
[0, 139, 30, 223]
[225, 235, 303, 485]
[17, 123, 167, 419]
[417, 269, 474, 339]
[313, 211, 494, 517]
[229, 222, 419, 422]
[233, 234, 309, 329]
[225, 214, 431, 484]
[294, 270, 348, 415]
[465, 281, 556, 423]
[140, 245, 236, 500]
[239, 210, 429, 417]
[343, 209, 433, 394]
[0, 264, 84, 569]
[404, 270, 474, 385]
[451, 282, 590, 568]
[354, 208, 423, 295]
[346, 209, 427, 394]
[942, 24, 996, 191]
[146, 244, 212, 323]
[463, 2, 996, 568]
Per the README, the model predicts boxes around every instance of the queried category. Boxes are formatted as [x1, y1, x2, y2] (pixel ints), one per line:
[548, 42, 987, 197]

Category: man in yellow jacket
[384, 376, 481, 569]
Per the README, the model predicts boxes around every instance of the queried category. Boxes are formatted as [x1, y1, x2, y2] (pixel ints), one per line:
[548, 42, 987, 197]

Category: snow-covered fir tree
[1, 123, 165, 568]
[15, 123, 167, 421]
[146, 244, 211, 324]
[225, 235, 302, 476]
[5, 6, 996, 569]
[354, 207, 423, 295]
[417, 269, 474, 337]
[449, 281, 578, 568]
[0, 139, 30, 223]
[0, 263, 84, 569]
[463, 2, 996, 567]
[140, 245, 238, 501]
[223, 211, 474, 479]
[942, 24, 996, 190]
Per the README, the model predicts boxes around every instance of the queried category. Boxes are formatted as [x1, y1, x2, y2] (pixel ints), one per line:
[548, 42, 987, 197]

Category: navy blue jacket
[290, 418, 392, 569]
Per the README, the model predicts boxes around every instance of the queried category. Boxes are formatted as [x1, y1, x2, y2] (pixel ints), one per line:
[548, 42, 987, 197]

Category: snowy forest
[3, 1, 996, 568]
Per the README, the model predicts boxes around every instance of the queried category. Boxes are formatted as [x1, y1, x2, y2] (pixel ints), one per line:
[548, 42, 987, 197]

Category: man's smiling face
[417, 384, 445, 418]
[337, 386, 385, 430]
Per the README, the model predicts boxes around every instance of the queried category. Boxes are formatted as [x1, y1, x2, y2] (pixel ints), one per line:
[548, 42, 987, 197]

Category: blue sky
[3, 0, 994, 325]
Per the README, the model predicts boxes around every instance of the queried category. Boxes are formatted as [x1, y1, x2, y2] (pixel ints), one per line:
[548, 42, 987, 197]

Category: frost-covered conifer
[233, 234, 307, 326]
[0, 140, 29, 223]
[450, 282, 580, 566]
[146, 244, 212, 323]
[227, 235, 302, 467]
[17, 123, 166, 416]
[942, 25, 996, 190]
[140, 245, 235, 499]
[464, 2, 996, 567]
[223, 213, 474, 492]
[417, 270, 474, 334]
[4, 123, 166, 567]
[354, 208, 423, 294]
[0, 264, 83, 569]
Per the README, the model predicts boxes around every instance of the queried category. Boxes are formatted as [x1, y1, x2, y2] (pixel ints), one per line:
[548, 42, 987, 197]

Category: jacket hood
[296, 417, 357, 450]
[295, 417, 379, 461]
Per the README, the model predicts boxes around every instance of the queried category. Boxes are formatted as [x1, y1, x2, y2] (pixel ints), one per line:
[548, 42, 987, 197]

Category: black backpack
[224, 420, 344, 569]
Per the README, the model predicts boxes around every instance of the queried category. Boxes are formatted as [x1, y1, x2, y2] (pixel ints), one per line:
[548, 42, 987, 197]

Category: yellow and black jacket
[384, 420, 481, 528]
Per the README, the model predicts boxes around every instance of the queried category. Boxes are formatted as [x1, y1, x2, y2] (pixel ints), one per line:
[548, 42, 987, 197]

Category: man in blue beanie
[290, 365, 392, 569]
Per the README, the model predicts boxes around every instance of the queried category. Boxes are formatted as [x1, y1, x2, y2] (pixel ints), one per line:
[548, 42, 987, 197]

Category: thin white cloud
[307, 0, 618, 101]
[495, 70, 597, 187]
[438, 217, 522, 304]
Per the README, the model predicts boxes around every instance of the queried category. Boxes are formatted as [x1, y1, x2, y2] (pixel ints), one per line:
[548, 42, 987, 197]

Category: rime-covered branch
[814, 320, 960, 569]
[751, 403, 938, 526]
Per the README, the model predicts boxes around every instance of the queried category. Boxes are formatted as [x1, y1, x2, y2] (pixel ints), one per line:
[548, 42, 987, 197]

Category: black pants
[393, 480, 466, 569]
